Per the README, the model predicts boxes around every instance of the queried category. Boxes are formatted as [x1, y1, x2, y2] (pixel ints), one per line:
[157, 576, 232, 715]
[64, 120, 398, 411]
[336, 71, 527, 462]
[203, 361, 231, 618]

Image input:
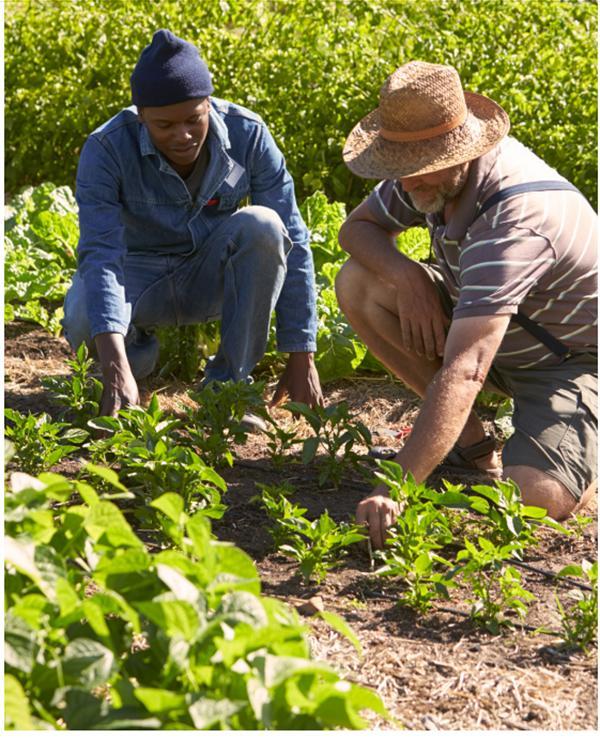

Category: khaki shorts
[423, 262, 598, 500]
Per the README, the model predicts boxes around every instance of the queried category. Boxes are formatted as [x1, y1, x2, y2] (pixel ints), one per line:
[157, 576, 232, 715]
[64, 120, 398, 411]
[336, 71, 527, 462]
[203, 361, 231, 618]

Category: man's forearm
[338, 219, 419, 287]
[394, 360, 484, 482]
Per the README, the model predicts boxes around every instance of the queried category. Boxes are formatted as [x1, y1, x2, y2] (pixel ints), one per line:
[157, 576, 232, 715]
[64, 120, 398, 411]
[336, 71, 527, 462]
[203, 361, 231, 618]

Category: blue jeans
[63, 205, 291, 382]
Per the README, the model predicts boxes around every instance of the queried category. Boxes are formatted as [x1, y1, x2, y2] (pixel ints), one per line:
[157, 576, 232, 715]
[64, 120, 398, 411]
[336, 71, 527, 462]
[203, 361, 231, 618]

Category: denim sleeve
[249, 125, 317, 353]
[76, 136, 131, 338]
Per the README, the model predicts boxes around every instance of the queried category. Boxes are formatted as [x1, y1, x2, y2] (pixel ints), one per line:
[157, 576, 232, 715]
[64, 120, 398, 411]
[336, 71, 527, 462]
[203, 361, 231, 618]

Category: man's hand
[95, 332, 140, 417]
[395, 265, 449, 360]
[356, 483, 400, 549]
[270, 351, 323, 408]
[99, 363, 139, 416]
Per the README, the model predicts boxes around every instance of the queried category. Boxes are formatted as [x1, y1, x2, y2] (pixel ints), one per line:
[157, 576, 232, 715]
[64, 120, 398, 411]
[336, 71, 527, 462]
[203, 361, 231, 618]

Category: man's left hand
[270, 351, 323, 408]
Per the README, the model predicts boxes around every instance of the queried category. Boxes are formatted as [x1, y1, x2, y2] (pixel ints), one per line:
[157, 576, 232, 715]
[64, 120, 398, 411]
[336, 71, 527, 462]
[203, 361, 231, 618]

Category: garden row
[5, 353, 597, 728]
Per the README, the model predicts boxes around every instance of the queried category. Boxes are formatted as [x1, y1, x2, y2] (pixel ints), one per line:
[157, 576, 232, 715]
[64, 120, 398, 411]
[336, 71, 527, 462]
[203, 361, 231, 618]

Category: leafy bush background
[5, 0, 597, 206]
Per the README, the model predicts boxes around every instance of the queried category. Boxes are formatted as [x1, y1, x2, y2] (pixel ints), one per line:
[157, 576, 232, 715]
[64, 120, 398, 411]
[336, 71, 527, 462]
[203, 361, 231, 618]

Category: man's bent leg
[170, 205, 290, 383]
[498, 357, 597, 520]
[504, 465, 596, 520]
[335, 257, 495, 455]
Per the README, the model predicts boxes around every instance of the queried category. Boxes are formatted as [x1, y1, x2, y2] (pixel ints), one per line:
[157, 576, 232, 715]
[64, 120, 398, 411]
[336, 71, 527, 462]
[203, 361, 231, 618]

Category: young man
[63, 29, 323, 423]
[337, 61, 597, 547]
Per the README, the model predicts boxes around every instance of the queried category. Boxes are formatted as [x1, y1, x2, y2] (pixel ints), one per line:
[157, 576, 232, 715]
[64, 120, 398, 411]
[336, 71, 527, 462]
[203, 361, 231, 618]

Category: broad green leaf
[5, 537, 64, 600]
[54, 576, 79, 613]
[302, 436, 319, 465]
[84, 463, 129, 492]
[251, 653, 335, 689]
[4, 674, 34, 730]
[85, 501, 143, 548]
[156, 564, 204, 608]
[83, 599, 111, 639]
[136, 600, 199, 641]
[4, 614, 37, 673]
[150, 493, 185, 524]
[134, 687, 187, 713]
[216, 591, 268, 628]
[317, 610, 362, 656]
[61, 638, 117, 688]
[188, 697, 244, 729]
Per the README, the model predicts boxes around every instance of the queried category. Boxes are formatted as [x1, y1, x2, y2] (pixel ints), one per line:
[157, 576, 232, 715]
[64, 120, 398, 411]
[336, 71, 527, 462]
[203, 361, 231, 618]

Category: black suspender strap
[475, 180, 581, 219]
[475, 180, 583, 360]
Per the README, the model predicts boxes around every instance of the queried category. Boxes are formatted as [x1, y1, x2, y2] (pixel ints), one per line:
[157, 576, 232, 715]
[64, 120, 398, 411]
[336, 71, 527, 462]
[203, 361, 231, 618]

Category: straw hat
[343, 61, 510, 179]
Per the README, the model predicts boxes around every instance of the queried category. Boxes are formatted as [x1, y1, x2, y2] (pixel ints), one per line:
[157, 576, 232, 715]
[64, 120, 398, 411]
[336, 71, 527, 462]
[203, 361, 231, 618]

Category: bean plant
[5, 470, 387, 730]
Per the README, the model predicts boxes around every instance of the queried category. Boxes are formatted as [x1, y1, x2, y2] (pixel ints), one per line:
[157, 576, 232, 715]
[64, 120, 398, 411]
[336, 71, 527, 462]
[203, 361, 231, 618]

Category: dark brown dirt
[5, 323, 598, 730]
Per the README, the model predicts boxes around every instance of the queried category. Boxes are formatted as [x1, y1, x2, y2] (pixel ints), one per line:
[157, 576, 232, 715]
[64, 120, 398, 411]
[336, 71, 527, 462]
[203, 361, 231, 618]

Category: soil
[5, 322, 598, 731]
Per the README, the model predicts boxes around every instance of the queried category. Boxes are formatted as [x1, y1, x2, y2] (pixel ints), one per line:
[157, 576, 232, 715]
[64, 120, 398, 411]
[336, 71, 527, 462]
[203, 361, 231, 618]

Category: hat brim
[342, 91, 510, 180]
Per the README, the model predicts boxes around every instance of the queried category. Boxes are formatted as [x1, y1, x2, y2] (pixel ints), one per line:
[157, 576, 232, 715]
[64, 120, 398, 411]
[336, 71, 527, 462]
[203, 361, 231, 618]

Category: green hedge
[5, 0, 597, 206]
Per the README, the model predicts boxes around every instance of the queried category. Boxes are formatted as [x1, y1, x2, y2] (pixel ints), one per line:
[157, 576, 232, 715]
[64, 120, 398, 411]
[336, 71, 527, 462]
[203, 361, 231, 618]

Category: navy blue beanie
[131, 29, 214, 107]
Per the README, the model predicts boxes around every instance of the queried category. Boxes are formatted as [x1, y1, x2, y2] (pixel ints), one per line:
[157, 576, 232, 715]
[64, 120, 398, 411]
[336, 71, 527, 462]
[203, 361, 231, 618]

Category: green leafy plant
[286, 401, 371, 488]
[554, 560, 598, 652]
[257, 483, 366, 583]
[5, 183, 78, 334]
[5, 470, 387, 730]
[457, 537, 536, 633]
[4, 408, 87, 474]
[42, 342, 103, 425]
[374, 504, 456, 612]
[186, 380, 268, 467]
[87, 396, 226, 515]
[467, 480, 566, 554]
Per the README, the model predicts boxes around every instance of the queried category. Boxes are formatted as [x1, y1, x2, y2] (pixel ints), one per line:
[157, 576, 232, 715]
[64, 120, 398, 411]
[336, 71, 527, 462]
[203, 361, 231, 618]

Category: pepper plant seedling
[186, 380, 268, 467]
[4, 408, 88, 474]
[284, 401, 371, 488]
[256, 483, 366, 583]
[554, 559, 598, 652]
[41, 342, 103, 426]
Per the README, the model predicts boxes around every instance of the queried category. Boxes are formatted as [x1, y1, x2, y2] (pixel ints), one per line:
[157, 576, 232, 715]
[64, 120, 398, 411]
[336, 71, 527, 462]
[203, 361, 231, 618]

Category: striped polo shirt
[367, 137, 598, 369]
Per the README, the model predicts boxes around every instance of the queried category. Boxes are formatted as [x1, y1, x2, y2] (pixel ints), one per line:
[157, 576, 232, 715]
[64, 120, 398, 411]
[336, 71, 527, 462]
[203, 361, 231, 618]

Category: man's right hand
[95, 332, 139, 417]
[395, 264, 449, 361]
[356, 484, 400, 549]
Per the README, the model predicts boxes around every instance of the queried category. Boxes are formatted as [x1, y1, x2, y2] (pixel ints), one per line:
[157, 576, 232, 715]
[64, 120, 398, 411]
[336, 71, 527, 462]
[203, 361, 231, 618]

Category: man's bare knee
[335, 259, 372, 316]
[503, 464, 582, 521]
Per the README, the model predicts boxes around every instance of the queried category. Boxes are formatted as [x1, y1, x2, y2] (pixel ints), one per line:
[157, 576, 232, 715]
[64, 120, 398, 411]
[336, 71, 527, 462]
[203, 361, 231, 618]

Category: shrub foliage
[5, 0, 597, 205]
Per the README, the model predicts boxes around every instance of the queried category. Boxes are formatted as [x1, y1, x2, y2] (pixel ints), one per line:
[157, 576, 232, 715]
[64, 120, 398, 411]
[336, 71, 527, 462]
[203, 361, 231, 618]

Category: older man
[337, 62, 597, 547]
[63, 29, 322, 422]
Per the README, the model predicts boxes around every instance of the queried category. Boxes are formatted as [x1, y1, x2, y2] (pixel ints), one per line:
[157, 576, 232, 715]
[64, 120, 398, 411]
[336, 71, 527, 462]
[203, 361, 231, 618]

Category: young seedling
[4, 408, 87, 474]
[256, 483, 366, 583]
[456, 536, 536, 633]
[554, 559, 597, 652]
[467, 479, 567, 554]
[373, 494, 456, 611]
[41, 342, 103, 425]
[186, 380, 268, 467]
[284, 401, 371, 488]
